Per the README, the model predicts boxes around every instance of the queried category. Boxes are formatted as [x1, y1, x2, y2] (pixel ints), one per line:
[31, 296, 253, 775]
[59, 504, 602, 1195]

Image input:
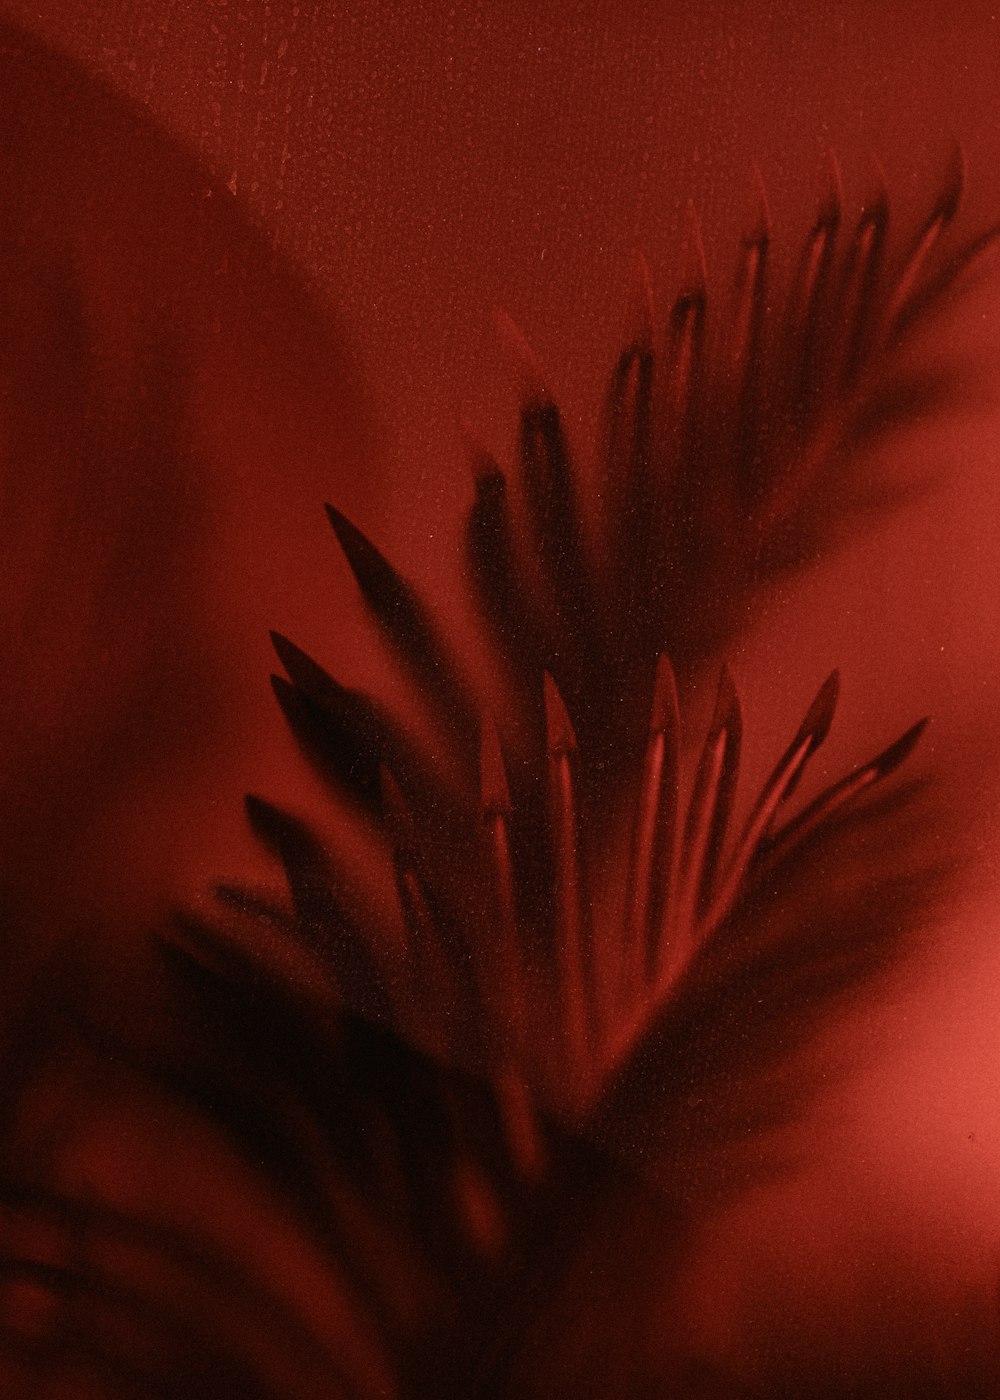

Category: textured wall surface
[3, 4, 1000, 1396]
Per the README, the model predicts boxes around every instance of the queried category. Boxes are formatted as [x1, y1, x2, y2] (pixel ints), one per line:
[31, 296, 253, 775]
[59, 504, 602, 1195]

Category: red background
[3, 1, 1000, 1391]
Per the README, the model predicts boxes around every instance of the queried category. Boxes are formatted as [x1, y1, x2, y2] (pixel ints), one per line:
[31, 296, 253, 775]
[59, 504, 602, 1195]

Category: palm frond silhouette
[218, 152, 986, 1108]
[2, 156, 998, 1398]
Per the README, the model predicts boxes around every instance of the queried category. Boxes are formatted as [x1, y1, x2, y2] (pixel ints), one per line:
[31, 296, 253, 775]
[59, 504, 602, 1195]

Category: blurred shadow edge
[0, 17, 378, 944]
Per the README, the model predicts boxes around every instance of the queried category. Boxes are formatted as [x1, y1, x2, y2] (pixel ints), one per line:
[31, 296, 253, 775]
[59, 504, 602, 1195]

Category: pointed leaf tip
[936, 143, 966, 224]
[796, 670, 840, 750]
[325, 504, 400, 599]
[269, 671, 294, 703]
[872, 716, 929, 778]
[270, 629, 311, 676]
[269, 632, 347, 709]
[244, 792, 267, 822]
[244, 793, 290, 846]
[543, 672, 577, 755]
[325, 503, 389, 591]
[325, 502, 369, 560]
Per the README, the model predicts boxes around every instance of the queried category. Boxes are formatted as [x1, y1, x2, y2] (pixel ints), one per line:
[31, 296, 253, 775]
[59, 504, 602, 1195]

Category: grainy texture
[3, 4, 1000, 1396]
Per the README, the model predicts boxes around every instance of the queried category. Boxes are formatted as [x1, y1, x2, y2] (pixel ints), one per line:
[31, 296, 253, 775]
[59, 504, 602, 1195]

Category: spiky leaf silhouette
[154, 161, 987, 1396]
[221, 159, 989, 1113]
[3, 159, 996, 1399]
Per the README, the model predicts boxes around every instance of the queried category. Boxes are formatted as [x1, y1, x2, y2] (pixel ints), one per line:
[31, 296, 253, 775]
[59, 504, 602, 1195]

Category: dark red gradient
[3, 5, 1000, 1399]
[0, 20, 380, 939]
